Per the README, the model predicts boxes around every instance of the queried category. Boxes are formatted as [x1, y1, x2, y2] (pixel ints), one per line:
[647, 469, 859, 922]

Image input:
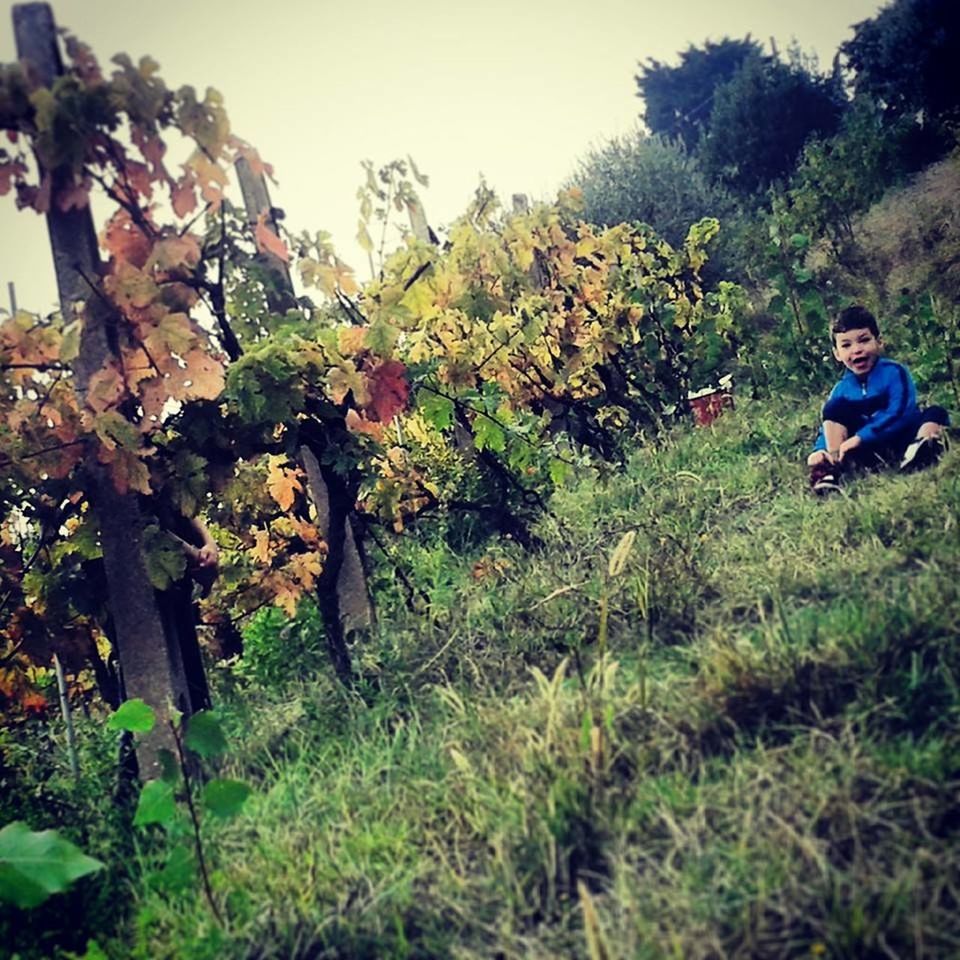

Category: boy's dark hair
[832, 305, 880, 339]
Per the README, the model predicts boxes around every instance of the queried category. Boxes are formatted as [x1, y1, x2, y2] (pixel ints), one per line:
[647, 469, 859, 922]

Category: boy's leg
[821, 420, 848, 459]
[901, 406, 950, 471]
[808, 421, 847, 494]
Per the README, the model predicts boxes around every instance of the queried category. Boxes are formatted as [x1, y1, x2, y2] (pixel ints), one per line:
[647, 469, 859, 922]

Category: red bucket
[688, 376, 734, 427]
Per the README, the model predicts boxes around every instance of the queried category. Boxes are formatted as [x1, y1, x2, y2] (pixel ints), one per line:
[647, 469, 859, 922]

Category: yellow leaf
[266, 456, 303, 511]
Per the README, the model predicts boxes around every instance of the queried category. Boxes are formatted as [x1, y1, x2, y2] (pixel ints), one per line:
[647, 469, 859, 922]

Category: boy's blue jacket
[813, 357, 921, 451]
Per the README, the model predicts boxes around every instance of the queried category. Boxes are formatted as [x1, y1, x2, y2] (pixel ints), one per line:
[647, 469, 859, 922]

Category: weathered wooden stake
[233, 159, 374, 674]
[14, 2, 203, 776]
[406, 197, 431, 244]
[52, 653, 79, 780]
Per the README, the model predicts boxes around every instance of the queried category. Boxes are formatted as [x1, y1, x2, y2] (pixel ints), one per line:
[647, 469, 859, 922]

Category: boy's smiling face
[833, 326, 883, 378]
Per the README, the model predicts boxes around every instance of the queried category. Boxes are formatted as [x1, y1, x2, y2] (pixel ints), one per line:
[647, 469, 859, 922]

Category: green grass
[8, 394, 960, 959]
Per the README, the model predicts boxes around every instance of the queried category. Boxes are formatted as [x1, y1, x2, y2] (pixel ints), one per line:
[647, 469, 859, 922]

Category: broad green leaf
[417, 390, 454, 431]
[366, 319, 400, 357]
[0, 821, 104, 909]
[106, 698, 155, 733]
[473, 417, 505, 453]
[133, 780, 176, 827]
[202, 779, 251, 819]
[142, 524, 187, 591]
[184, 710, 228, 758]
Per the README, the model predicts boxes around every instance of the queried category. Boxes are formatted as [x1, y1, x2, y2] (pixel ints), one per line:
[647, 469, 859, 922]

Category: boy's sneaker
[810, 461, 842, 496]
[899, 435, 944, 472]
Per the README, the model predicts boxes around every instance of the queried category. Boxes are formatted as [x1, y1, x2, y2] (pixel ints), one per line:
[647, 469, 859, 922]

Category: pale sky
[2, 0, 883, 313]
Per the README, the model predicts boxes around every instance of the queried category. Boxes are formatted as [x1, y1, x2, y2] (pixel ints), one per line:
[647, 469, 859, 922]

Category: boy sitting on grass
[808, 305, 950, 495]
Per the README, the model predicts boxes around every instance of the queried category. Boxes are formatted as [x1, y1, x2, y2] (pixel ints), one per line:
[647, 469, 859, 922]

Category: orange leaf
[266, 457, 303, 511]
[287, 551, 323, 590]
[180, 349, 225, 400]
[86, 363, 125, 413]
[20, 691, 48, 716]
[254, 211, 289, 264]
[101, 209, 152, 267]
[104, 446, 152, 495]
[345, 408, 385, 441]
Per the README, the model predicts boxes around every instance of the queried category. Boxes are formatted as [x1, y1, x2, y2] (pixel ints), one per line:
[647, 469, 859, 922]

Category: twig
[526, 583, 587, 612]
[170, 720, 224, 925]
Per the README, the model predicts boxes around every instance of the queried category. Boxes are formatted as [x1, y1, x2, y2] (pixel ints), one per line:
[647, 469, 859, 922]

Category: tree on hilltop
[635, 37, 762, 149]
[842, 0, 960, 128]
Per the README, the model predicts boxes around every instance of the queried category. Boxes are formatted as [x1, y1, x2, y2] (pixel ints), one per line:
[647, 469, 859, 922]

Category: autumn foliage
[0, 31, 740, 713]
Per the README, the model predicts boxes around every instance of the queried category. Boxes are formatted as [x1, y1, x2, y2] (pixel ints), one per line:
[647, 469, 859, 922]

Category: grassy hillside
[16, 393, 956, 959]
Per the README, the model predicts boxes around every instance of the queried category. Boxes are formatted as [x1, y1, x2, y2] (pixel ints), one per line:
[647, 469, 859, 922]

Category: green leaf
[133, 780, 177, 827]
[0, 821, 104, 909]
[184, 710, 228, 759]
[548, 459, 570, 486]
[142, 524, 187, 591]
[472, 417, 506, 453]
[366, 319, 400, 357]
[202, 779, 251, 819]
[106, 698, 156, 733]
[417, 390, 454, 431]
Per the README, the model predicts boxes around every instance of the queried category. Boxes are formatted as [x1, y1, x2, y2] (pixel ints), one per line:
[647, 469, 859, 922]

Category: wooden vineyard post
[406, 196, 432, 244]
[233, 160, 374, 683]
[234, 156, 297, 314]
[13, 2, 207, 776]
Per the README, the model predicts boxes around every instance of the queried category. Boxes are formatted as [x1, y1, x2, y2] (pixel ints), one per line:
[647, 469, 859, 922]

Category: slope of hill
[110, 394, 959, 960]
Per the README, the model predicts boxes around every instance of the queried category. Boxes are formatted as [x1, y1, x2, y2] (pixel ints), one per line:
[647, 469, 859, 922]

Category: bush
[569, 130, 743, 283]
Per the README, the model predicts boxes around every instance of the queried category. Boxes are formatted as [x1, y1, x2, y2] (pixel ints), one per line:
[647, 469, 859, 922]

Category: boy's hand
[837, 435, 862, 461]
[807, 449, 835, 467]
[195, 542, 219, 569]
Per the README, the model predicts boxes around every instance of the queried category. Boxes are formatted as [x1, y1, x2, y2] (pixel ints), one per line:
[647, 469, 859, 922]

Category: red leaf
[20, 692, 48, 716]
[56, 175, 92, 212]
[101, 209, 151, 267]
[254, 211, 289, 263]
[365, 360, 409, 423]
[63, 34, 104, 85]
[171, 170, 197, 219]
[132, 127, 167, 176]
[118, 159, 153, 200]
[33, 173, 52, 213]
